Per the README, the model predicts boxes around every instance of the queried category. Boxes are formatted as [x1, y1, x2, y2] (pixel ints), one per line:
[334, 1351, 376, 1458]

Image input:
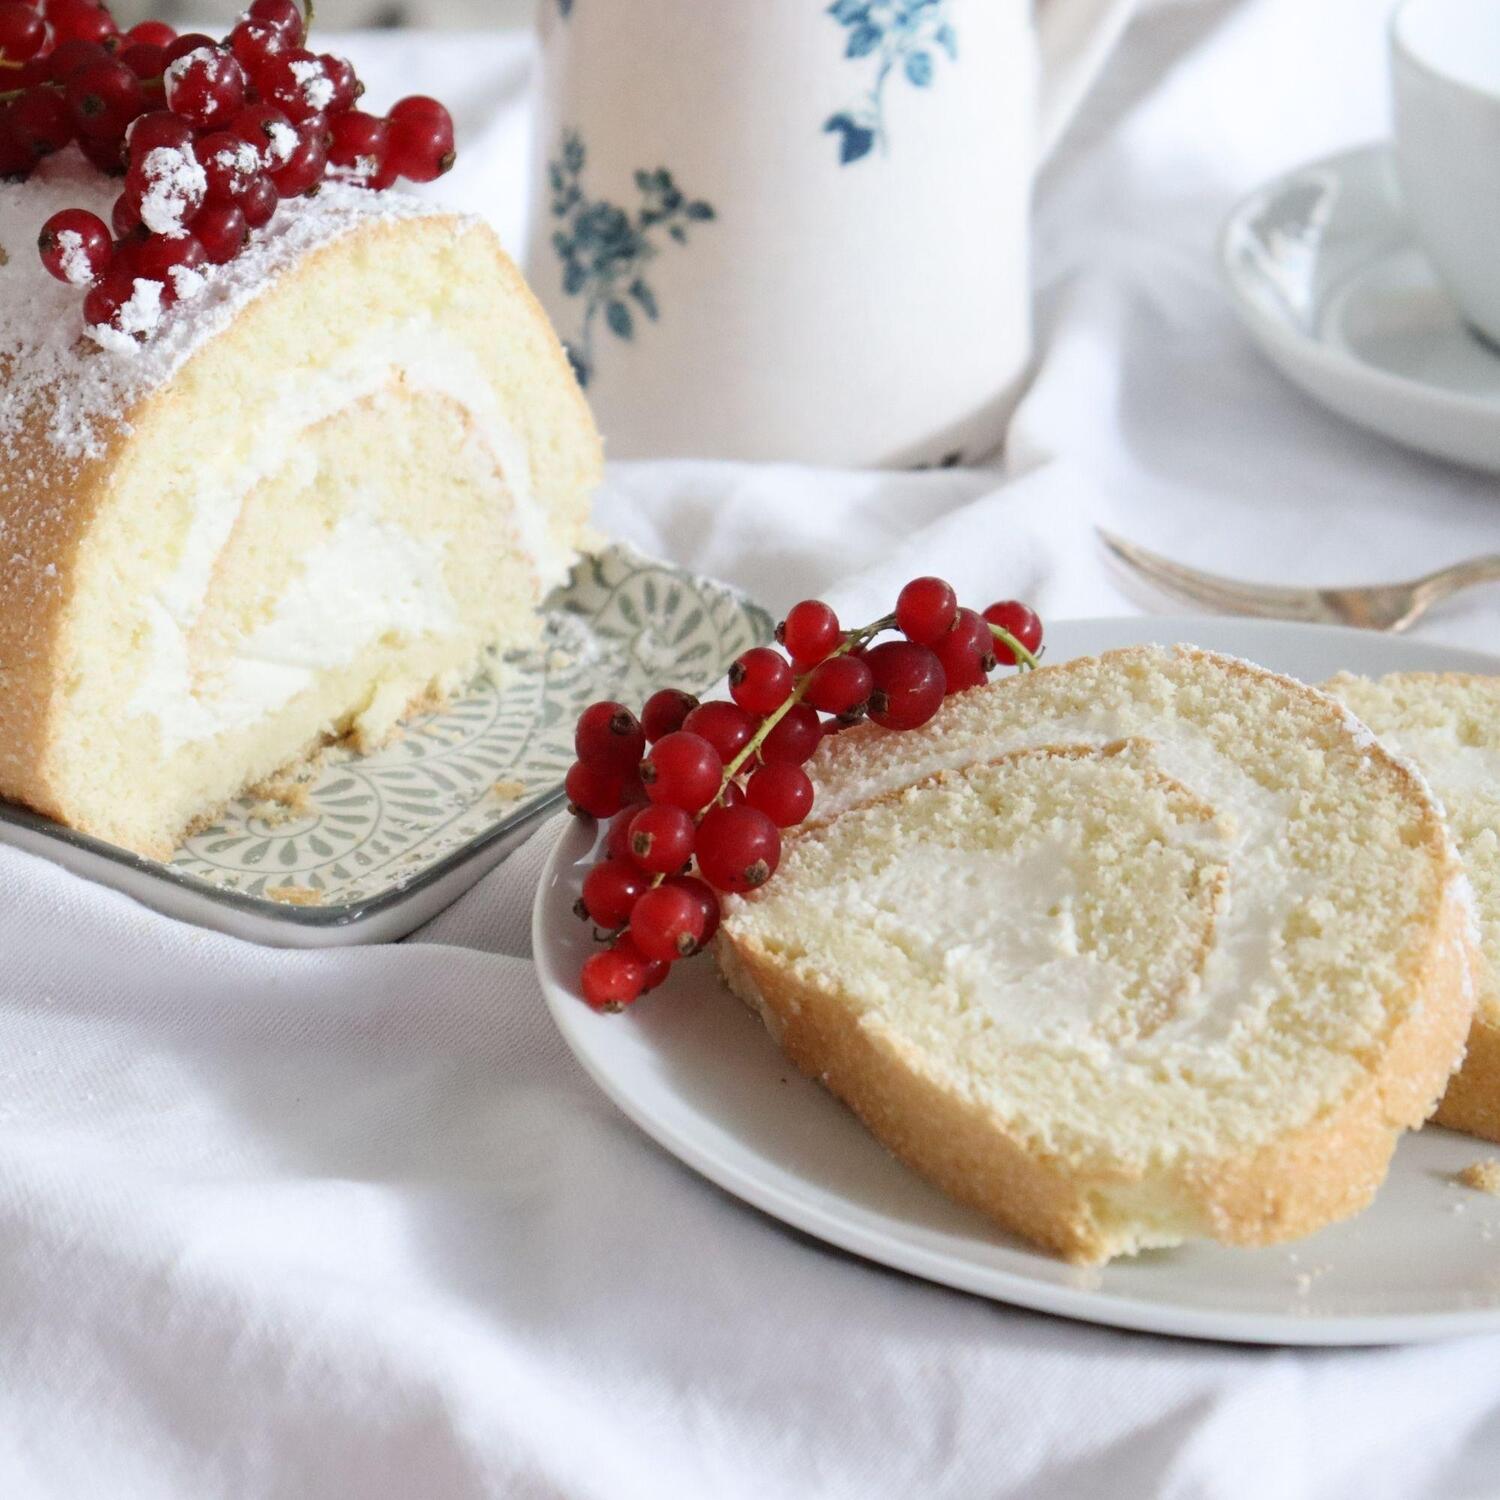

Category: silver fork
[1098, 529, 1500, 633]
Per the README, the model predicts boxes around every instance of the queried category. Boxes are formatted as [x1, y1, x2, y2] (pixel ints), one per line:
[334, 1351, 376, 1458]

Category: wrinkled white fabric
[3, 4, 1499, 1497]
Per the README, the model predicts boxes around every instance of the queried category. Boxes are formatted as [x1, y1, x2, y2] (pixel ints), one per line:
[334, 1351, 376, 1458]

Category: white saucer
[535, 618, 1500, 1347]
[1221, 143, 1500, 471]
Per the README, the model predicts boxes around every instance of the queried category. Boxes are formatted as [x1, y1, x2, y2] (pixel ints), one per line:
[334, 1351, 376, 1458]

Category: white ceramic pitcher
[525, 0, 1136, 466]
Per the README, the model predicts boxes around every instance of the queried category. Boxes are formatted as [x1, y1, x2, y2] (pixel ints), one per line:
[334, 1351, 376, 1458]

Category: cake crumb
[492, 778, 526, 801]
[1458, 1160, 1500, 1196]
[267, 884, 323, 907]
[245, 779, 313, 824]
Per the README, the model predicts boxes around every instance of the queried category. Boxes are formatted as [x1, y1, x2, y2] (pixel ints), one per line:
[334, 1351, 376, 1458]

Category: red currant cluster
[568, 578, 1045, 1011]
[3, 0, 457, 340]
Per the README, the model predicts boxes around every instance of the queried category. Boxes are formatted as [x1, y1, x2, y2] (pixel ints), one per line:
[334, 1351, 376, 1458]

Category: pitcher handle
[1036, 0, 1138, 163]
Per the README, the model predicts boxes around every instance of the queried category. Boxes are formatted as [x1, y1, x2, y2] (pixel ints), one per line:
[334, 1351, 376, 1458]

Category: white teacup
[525, 0, 1135, 466]
[1392, 0, 1500, 347]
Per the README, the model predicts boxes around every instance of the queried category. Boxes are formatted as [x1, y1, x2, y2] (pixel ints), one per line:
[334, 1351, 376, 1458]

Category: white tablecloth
[6, 3, 1500, 1496]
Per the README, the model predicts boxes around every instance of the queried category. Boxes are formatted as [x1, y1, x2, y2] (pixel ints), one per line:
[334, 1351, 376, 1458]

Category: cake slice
[717, 647, 1479, 1264]
[0, 153, 601, 856]
[1326, 672, 1500, 1143]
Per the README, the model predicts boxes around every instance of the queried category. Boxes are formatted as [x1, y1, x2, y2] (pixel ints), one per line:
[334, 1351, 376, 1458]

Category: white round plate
[1221, 143, 1500, 472]
[535, 617, 1500, 1346]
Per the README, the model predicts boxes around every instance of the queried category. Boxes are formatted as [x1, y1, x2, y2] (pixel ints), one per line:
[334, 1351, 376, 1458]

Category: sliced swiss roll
[717, 646, 1480, 1265]
[0, 154, 601, 856]
[1327, 672, 1500, 1144]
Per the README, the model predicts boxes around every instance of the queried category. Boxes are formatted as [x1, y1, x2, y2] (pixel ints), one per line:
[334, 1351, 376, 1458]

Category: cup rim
[1390, 0, 1500, 107]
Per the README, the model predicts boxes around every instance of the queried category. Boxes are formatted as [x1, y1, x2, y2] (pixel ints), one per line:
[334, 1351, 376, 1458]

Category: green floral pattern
[165, 546, 771, 909]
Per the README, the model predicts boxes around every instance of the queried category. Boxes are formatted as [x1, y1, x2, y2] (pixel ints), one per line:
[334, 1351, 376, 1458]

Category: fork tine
[1096, 529, 1332, 622]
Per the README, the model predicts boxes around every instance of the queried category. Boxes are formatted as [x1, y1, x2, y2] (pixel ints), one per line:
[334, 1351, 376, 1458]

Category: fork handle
[1415, 555, 1500, 612]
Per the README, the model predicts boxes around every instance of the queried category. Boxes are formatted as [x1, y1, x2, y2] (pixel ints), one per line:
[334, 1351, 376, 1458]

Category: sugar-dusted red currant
[805, 655, 873, 717]
[134, 231, 206, 305]
[575, 700, 646, 774]
[696, 805, 781, 894]
[125, 142, 207, 237]
[231, 101, 299, 170]
[47, 0, 118, 48]
[613, 933, 670, 994]
[328, 108, 389, 186]
[746, 763, 814, 828]
[641, 731, 723, 812]
[982, 601, 1043, 664]
[386, 94, 456, 183]
[580, 945, 645, 1011]
[663, 873, 721, 946]
[165, 46, 247, 131]
[258, 48, 334, 124]
[0, 2, 46, 63]
[228, 19, 286, 76]
[630, 882, 708, 962]
[866, 640, 946, 730]
[757, 703, 822, 766]
[627, 803, 695, 875]
[192, 200, 249, 264]
[67, 59, 146, 139]
[269, 117, 328, 197]
[238, 173, 279, 228]
[682, 700, 756, 766]
[321, 54, 361, 115]
[126, 110, 194, 161]
[82, 266, 140, 335]
[248, 0, 307, 46]
[641, 687, 698, 743]
[933, 608, 995, 695]
[37, 209, 112, 286]
[896, 576, 958, 646]
[125, 21, 178, 49]
[577, 858, 649, 930]
[778, 599, 842, 669]
[11, 86, 73, 159]
[195, 130, 261, 203]
[565, 760, 628, 819]
[728, 646, 793, 716]
[162, 33, 219, 67]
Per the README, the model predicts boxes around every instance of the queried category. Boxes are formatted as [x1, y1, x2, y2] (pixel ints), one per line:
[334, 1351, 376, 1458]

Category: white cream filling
[131, 325, 568, 753]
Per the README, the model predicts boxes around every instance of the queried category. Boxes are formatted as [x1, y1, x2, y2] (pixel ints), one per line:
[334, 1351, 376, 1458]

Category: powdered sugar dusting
[137, 144, 208, 238]
[55, 230, 94, 288]
[0, 147, 451, 466]
[265, 121, 298, 167]
[289, 57, 335, 113]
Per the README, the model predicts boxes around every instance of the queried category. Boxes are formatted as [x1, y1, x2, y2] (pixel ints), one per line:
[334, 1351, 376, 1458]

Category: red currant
[194, 130, 261, 203]
[321, 54, 361, 115]
[228, 19, 287, 75]
[238, 173, 279, 228]
[231, 102, 299, 170]
[11, 86, 73, 159]
[0, 2, 45, 63]
[47, 0, 117, 47]
[580, 946, 645, 1011]
[577, 858, 649, 930]
[37, 208, 112, 286]
[805, 655, 873, 717]
[642, 731, 723, 812]
[192, 199, 249, 263]
[386, 96, 455, 183]
[162, 33, 219, 67]
[630, 883, 708, 962]
[328, 108, 388, 186]
[110, 191, 142, 239]
[866, 640, 946, 730]
[82, 266, 139, 336]
[574, 700, 646, 774]
[603, 808, 637, 864]
[134, 231, 206, 305]
[565, 760, 628, 819]
[896, 576, 959, 646]
[728, 646, 793, 716]
[119, 43, 168, 82]
[626, 803, 696, 875]
[663, 874, 721, 946]
[125, 21, 178, 49]
[247, 0, 306, 46]
[640, 687, 698, 743]
[126, 110, 194, 161]
[258, 48, 333, 124]
[682, 700, 756, 765]
[778, 600, 842, 669]
[746, 763, 814, 828]
[757, 703, 822, 766]
[696, 805, 781, 894]
[933, 608, 995, 695]
[46, 40, 109, 84]
[76, 130, 129, 176]
[165, 46, 247, 131]
[268, 118, 327, 197]
[982, 601, 1043, 664]
[613, 933, 670, 994]
[0, 106, 28, 181]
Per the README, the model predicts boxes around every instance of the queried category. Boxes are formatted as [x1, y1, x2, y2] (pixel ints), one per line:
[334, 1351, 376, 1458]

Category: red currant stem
[0, 59, 22, 72]
[986, 622, 1041, 671]
[304, 0, 317, 35]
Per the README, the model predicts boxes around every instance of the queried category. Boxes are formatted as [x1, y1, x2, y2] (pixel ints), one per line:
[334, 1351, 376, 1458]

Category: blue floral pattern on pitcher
[824, 0, 957, 165]
[548, 132, 716, 388]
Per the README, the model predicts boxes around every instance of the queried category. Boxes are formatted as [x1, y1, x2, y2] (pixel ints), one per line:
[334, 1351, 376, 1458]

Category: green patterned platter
[0, 545, 772, 948]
